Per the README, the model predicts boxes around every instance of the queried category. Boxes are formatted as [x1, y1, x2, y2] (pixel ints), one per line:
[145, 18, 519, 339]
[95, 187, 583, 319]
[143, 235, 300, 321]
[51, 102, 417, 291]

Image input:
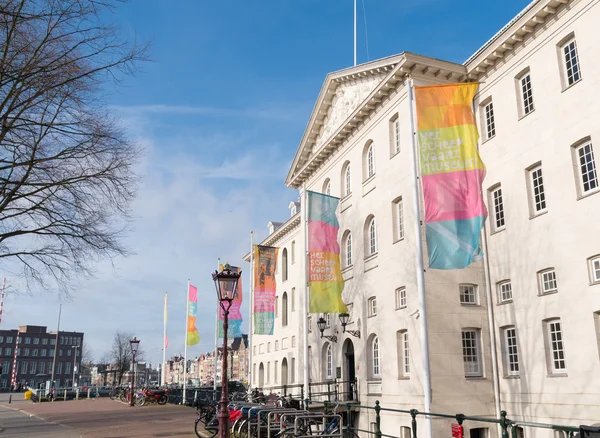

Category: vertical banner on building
[11, 334, 18, 387]
[187, 284, 200, 346]
[218, 264, 243, 338]
[307, 191, 348, 314]
[414, 83, 487, 269]
[253, 245, 278, 335]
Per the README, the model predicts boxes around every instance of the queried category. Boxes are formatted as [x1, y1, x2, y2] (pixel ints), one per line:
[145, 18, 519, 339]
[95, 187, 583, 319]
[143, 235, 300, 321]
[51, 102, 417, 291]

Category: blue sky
[4, 0, 531, 367]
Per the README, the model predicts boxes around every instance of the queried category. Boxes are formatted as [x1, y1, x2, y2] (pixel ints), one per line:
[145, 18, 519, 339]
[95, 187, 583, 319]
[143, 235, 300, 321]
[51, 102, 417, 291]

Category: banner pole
[214, 258, 220, 393]
[183, 280, 190, 403]
[162, 292, 167, 386]
[302, 184, 310, 403]
[408, 76, 433, 438]
[248, 232, 254, 387]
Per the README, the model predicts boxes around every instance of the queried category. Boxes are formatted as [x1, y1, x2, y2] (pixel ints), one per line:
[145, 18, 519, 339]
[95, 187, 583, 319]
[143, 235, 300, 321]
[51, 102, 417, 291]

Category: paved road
[0, 398, 204, 438]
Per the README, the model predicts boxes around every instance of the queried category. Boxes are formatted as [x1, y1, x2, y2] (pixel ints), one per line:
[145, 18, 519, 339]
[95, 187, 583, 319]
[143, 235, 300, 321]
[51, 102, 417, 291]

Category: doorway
[343, 339, 355, 401]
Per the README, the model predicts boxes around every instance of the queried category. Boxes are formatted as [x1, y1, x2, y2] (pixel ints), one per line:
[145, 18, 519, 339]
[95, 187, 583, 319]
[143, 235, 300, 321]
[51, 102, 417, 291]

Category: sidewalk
[0, 405, 82, 437]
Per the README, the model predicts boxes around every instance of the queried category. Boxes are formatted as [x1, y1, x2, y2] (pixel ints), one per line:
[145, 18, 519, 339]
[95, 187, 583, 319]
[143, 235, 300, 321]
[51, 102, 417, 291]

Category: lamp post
[338, 313, 361, 338]
[129, 337, 140, 407]
[316, 317, 337, 343]
[212, 262, 241, 438]
[71, 346, 80, 388]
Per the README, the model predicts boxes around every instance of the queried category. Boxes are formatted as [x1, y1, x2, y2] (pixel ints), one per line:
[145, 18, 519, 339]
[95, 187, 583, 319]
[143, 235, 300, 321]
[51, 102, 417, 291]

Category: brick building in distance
[0, 325, 84, 390]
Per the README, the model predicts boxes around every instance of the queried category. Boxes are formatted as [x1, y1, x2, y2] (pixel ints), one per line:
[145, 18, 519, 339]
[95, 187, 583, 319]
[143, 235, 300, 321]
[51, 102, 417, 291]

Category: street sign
[452, 424, 464, 438]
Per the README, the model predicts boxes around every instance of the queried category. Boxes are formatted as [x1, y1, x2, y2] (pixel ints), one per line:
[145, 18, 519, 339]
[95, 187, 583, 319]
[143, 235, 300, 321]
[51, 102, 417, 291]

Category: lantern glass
[339, 313, 350, 328]
[317, 317, 327, 334]
[130, 337, 140, 355]
[212, 266, 241, 302]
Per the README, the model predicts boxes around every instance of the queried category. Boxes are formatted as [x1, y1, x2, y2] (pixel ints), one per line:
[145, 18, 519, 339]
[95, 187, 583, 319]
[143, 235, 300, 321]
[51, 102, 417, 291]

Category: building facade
[0, 325, 84, 390]
[248, 0, 600, 437]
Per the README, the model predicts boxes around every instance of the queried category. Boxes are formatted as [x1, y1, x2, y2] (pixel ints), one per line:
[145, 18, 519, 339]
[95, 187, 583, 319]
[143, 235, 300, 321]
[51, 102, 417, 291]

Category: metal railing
[303, 399, 598, 438]
[257, 378, 359, 403]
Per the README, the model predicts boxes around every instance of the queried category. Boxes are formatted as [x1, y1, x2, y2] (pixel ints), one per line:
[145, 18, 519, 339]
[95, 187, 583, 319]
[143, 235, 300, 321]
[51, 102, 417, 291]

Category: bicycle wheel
[195, 418, 218, 438]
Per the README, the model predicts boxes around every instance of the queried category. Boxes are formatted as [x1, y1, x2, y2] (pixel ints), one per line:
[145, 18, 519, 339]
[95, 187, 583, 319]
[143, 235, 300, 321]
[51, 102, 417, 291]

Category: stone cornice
[464, 0, 575, 79]
[285, 53, 466, 189]
[242, 213, 301, 262]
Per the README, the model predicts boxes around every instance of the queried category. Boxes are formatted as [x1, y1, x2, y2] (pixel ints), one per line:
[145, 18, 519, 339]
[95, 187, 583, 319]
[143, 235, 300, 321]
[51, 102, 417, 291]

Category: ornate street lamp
[129, 337, 140, 407]
[338, 313, 360, 338]
[212, 262, 241, 438]
[317, 317, 337, 343]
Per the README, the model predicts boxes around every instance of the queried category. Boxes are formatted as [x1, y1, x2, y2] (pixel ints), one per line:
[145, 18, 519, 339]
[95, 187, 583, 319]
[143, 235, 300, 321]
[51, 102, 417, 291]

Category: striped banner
[253, 245, 278, 335]
[187, 284, 200, 347]
[415, 83, 487, 269]
[218, 264, 243, 338]
[307, 191, 348, 314]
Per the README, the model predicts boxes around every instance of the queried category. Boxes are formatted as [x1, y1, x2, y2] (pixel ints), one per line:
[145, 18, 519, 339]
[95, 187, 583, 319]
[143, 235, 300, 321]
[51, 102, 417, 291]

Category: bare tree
[0, 0, 147, 295]
[107, 330, 144, 385]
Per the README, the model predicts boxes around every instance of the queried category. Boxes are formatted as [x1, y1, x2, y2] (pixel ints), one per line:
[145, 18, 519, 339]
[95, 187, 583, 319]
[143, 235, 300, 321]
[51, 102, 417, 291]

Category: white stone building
[247, 0, 600, 437]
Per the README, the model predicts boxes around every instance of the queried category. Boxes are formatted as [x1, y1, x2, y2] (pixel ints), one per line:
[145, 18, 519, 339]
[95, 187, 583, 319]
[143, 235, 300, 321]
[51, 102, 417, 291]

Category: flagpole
[302, 184, 310, 402]
[183, 280, 190, 403]
[162, 292, 168, 387]
[214, 258, 220, 393]
[0, 278, 6, 327]
[248, 232, 254, 387]
[407, 76, 433, 438]
[353, 0, 357, 66]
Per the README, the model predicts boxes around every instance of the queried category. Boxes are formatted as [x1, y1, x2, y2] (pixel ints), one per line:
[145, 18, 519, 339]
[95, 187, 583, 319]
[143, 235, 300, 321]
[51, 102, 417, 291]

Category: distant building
[0, 325, 84, 390]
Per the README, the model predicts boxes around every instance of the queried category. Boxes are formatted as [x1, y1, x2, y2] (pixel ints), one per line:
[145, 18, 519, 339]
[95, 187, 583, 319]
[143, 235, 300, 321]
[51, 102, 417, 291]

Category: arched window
[342, 231, 352, 268]
[323, 178, 331, 196]
[282, 248, 288, 281]
[371, 335, 381, 378]
[341, 162, 351, 197]
[363, 140, 375, 180]
[365, 216, 377, 257]
[323, 343, 333, 380]
[282, 292, 288, 326]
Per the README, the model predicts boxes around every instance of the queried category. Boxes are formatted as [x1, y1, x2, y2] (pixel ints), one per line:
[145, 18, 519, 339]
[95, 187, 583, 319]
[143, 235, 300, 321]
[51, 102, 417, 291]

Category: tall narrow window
[368, 297, 377, 317]
[538, 268, 558, 294]
[462, 329, 482, 377]
[275, 296, 279, 319]
[291, 241, 295, 264]
[366, 217, 377, 256]
[372, 336, 381, 377]
[343, 163, 352, 197]
[282, 292, 288, 327]
[343, 231, 352, 268]
[562, 38, 581, 86]
[519, 71, 535, 115]
[459, 284, 477, 305]
[528, 165, 547, 214]
[484, 101, 496, 139]
[589, 256, 600, 284]
[396, 330, 410, 378]
[325, 344, 333, 379]
[575, 141, 598, 194]
[502, 326, 520, 376]
[291, 287, 296, 312]
[497, 280, 513, 303]
[323, 178, 331, 196]
[545, 319, 567, 373]
[395, 287, 407, 310]
[282, 248, 288, 281]
[390, 115, 401, 155]
[392, 197, 404, 242]
[490, 185, 505, 231]
[366, 143, 375, 179]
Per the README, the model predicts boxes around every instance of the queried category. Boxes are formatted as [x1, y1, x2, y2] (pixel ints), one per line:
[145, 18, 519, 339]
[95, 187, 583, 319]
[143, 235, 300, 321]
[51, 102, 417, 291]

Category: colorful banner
[218, 264, 243, 339]
[414, 83, 487, 269]
[253, 245, 278, 335]
[187, 284, 200, 347]
[307, 191, 348, 314]
[164, 292, 168, 349]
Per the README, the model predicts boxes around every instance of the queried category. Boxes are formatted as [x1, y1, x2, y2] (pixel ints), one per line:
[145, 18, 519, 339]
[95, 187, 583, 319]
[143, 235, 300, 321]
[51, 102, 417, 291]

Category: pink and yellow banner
[307, 191, 348, 314]
[218, 264, 243, 339]
[254, 245, 278, 335]
[187, 284, 200, 347]
[414, 83, 487, 269]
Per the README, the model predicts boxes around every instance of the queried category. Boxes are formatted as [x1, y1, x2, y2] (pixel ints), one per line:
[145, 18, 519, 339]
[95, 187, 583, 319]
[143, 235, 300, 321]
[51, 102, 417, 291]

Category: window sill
[395, 306, 407, 311]
[577, 187, 600, 201]
[482, 135, 496, 145]
[589, 281, 600, 287]
[529, 210, 548, 220]
[393, 237, 405, 245]
[397, 376, 410, 381]
[362, 175, 376, 197]
[538, 290, 558, 297]
[490, 227, 506, 236]
[503, 375, 520, 379]
[464, 376, 486, 380]
[518, 109, 535, 121]
[367, 313, 377, 318]
[547, 373, 568, 378]
[497, 300, 513, 306]
[340, 194, 353, 212]
[460, 303, 479, 307]
[390, 150, 401, 159]
[364, 253, 379, 272]
[561, 78, 582, 93]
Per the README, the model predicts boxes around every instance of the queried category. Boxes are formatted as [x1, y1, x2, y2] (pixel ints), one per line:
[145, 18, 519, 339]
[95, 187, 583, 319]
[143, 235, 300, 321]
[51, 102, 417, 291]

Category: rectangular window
[575, 142, 598, 194]
[41, 349, 47, 357]
[67, 349, 71, 357]
[292, 336, 296, 348]
[0, 336, 3, 343]
[65, 362, 71, 375]
[21, 362, 27, 374]
[539, 269, 558, 294]
[546, 319, 567, 373]
[33, 338, 39, 345]
[4, 348, 11, 356]
[462, 330, 482, 377]
[42, 338, 48, 345]
[459, 284, 477, 305]
[562, 39, 581, 86]
[395, 287, 407, 310]
[589, 256, 600, 284]
[519, 72, 535, 115]
[50, 339, 55, 345]
[368, 297, 377, 317]
[393, 197, 404, 242]
[32, 349, 38, 357]
[1, 363, 8, 374]
[503, 326, 520, 376]
[267, 342, 271, 353]
[25, 337, 31, 344]
[402, 331, 410, 376]
[490, 186, 505, 231]
[484, 101, 496, 140]
[39, 362, 45, 374]
[291, 241, 296, 264]
[275, 341, 279, 351]
[528, 165, 547, 214]
[498, 281, 513, 303]
[390, 115, 401, 155]
[6, 337, 12, 343]
[274, 361, 278, 383]
[23, 348, 29, 356]
[30, 362, 37, 374]
[291, 358, 296, 383]
[291, 287, 296, 312]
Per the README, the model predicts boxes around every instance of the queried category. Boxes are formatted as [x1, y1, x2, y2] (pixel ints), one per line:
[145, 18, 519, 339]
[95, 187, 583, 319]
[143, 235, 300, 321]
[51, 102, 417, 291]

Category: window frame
[282, 292, 288, 327]
[282, 248, 288, 282]
[365, 141, 375, 180]
[588, 255, 600, 285]
[390, 114, 401, 156]
[497, 280, 513, 304]
[392, 197, 405, 242]
[560, 37, 582, 88]
[517, 69, 535, 117]
[489, 185, 505, 232]
[395, 287, 407, 310]
[368, 296, 377, 317]
[323, 178, 331, 196]
[573, 140, 599, 197]
[462, 329, 483, 377]
[502, 326, 520, 377]
[544, 318, 567, 374]
[342, 162, 352, 197]
[538, 268, 558, 295]
[342, 231, 353, 269]
[459, 284, 478, 305]
[482, 99, 496, 140]
[396, 330, 410, 378]
[365, 216, 378, 257]
[325, 343, 333, 380]
[527, 163, 547, 216]
[371, 336, 381, 378]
